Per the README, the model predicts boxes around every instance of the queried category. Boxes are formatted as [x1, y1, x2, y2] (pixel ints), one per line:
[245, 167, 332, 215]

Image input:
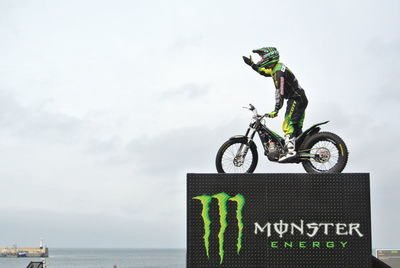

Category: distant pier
[0, 247, 48, 258]
[0, 239, 49, 258]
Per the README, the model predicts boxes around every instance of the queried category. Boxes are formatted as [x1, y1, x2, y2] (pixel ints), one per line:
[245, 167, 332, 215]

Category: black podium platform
[187, 173, 372, 268]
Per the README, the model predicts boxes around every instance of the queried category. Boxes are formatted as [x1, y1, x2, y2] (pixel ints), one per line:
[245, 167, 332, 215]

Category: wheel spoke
[220, 141, 254, 173]
[308, 139, 340, 172]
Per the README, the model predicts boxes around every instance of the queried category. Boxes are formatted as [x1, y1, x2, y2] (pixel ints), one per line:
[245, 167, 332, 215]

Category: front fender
[229, 135, 248, 140]
[229, 135, 258, 149]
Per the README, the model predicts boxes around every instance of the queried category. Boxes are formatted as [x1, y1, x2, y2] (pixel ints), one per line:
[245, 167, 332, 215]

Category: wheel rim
[221, 142, 254, 173]
[308, 140, 340, 172]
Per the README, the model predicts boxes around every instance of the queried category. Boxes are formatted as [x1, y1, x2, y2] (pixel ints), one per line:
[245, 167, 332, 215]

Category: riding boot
[279, 135, 296, 162]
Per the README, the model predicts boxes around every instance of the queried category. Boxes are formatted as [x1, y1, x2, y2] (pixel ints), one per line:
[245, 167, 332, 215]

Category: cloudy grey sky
[0, 0, 399, 249]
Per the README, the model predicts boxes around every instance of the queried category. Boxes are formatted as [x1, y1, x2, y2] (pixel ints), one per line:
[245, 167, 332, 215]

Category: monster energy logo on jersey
[193, 193, 245, 264]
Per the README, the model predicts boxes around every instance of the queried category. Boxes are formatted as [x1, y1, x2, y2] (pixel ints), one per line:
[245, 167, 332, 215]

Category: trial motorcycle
[215, 104, 348, 173]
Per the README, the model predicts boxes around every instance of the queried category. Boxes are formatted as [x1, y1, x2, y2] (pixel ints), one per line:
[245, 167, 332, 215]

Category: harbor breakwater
[0, 247, 48, 257]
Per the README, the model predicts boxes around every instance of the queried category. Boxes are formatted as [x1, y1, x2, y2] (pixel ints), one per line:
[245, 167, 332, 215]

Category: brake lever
[243, 104, 255, 111]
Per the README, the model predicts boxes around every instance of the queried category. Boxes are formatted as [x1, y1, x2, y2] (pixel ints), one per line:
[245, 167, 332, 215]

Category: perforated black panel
[187, 173, 372, 268]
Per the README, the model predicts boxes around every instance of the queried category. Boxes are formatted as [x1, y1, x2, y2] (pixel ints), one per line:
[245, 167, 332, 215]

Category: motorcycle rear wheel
[216, 138, 258, 173]
[301, 132, 348, 173]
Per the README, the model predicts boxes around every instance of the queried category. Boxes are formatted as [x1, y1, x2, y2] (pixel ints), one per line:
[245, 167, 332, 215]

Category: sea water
[0, 248, 185, 268]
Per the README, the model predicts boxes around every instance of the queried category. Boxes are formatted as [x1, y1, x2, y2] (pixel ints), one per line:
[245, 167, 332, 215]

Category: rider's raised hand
[242, 56, 253, 66]
[266, 110, 278, 118]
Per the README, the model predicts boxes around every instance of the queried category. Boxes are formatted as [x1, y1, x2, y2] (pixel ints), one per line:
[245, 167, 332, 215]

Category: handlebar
[243, 103, 264, 119]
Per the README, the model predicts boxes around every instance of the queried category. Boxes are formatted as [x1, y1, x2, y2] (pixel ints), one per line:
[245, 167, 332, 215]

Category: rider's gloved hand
[242, 55, 254, 66]
[266, 110, 278, 118]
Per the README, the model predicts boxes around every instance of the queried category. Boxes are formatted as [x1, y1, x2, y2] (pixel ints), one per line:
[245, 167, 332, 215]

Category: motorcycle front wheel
[215, 138, 258, 173]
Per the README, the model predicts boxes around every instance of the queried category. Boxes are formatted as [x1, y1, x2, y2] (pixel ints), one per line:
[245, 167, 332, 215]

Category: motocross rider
[243, 47, 308, 162]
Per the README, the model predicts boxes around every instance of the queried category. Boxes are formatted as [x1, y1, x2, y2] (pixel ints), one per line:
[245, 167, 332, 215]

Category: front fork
[236, 127, 256, 163]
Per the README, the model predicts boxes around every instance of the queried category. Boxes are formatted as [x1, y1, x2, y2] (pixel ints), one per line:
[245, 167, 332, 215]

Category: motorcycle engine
[265, 141, 280, 161]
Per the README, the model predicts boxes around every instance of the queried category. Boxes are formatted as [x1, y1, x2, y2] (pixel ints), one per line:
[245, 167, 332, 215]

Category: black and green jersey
[255, 62, 307, 112]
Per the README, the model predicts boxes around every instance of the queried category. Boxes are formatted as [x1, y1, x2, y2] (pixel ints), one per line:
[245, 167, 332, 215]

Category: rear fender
[296, 121, 329, 149]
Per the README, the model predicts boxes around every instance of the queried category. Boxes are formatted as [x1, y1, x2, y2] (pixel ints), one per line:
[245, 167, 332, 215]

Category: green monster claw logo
[193, 193, 245, 264]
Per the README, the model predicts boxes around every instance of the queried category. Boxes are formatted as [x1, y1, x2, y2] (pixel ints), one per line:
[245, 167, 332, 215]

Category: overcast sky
[0, 0, 399, 249]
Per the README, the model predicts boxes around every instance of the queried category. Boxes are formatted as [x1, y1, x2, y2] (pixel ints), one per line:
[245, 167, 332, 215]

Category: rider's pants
[283, 96, 308, 138]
